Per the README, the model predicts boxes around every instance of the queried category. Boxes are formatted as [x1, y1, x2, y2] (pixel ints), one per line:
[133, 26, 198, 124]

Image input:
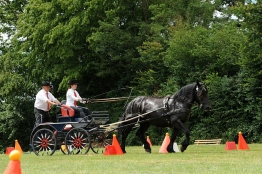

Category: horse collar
[164, 96, 171, 110]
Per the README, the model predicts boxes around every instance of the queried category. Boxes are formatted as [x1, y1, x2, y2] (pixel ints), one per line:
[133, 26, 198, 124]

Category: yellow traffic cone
[4, 150, 22, 174]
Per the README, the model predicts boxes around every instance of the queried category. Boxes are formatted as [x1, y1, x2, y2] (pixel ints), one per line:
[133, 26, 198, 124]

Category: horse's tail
[119, 96, 145, 120]
[119, 98, 134, 121]
[117, 96, 144, 134]
[117, 112, 125, 138]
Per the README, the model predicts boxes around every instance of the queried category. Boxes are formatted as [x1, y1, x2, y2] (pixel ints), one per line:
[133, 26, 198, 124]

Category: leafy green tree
[161, 1, 251, 143]
[231, 1, 262, 141]
[1, 0, 262, 152]
[233, 1, 262, 103]
[165, 22, 245, 86]
[0, 0, 32, 152]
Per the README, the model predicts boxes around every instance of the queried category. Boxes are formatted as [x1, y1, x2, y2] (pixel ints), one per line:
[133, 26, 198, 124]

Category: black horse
[119, 81, 211, 153]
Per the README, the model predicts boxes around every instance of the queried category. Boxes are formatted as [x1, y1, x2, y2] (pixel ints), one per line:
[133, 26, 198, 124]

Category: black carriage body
[30, 110, 110, 156]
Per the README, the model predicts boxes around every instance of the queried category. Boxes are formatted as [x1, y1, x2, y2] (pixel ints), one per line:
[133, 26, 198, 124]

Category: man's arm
[53, 99, 61, 105]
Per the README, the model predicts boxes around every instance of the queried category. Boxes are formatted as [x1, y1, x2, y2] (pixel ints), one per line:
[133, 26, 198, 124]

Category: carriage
[30, 81, 211, 155]
[30, 100, 112, 156]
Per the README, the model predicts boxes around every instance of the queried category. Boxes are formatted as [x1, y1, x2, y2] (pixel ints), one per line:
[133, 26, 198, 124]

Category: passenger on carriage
[34, 81, 61, 125]
[66, 79, 90, 119]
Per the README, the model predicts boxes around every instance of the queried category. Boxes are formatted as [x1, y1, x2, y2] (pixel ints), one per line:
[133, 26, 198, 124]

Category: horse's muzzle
[200, 104, 211, 111]
[204, 106, 211, 111]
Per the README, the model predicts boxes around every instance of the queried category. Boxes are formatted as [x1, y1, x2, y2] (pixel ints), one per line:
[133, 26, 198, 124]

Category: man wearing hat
[34, 81, 61, 125]
[66, 79, 90, 118]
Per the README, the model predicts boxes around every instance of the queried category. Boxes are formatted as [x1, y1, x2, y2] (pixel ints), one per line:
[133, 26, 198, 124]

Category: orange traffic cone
[147, 136, 152, 147]
[5, 147, 15, 155]
[225, 141, 237, 150]
[238, 132, 250, 150]
[4, 150, 22, 174]
[15, 140, 23, 154]
[112, 134, 123, 155]
[103, 145, 117, 155]
[159, 133, 170, 153]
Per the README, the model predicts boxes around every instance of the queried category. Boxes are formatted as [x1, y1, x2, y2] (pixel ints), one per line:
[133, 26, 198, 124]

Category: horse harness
[163, 96, 191, 115]
[127, 96, 191, 127]
[163, 96, 191, 126]
[134, 86, 198, 126]
[103, 90, 195, 130]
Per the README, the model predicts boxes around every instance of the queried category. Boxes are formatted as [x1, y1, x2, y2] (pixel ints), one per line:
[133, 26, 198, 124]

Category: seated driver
[66, 79, 90, 118]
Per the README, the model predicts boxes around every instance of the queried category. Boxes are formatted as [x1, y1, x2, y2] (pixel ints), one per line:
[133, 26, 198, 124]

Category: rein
[99, 104, 190, 132]
[103, 114, 166, 133]
[88, 87, 134, 104]
[88, 96, 136, 103]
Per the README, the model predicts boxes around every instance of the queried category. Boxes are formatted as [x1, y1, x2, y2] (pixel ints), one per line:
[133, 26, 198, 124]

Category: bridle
[195, 84, 207, 108]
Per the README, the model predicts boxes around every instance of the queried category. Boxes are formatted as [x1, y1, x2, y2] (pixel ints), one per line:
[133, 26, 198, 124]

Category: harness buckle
[164, 96, 170, 110]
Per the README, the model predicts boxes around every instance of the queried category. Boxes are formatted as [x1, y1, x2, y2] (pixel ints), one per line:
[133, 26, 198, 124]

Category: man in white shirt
[66, 79, 90, 118]
[34, 81, 61, 125]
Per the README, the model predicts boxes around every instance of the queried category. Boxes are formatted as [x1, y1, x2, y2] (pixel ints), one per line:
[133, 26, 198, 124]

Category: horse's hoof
[167, 149, 175, 153]
[145, 149, 151, 153]
[167, 147, 175, 153]
[180, 146, 185, 153]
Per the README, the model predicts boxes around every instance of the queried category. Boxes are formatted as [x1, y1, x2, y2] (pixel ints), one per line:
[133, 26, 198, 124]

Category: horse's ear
[196, 79, 200, 86]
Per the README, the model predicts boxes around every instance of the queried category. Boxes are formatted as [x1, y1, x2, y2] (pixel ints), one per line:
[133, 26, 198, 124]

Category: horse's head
[194, 81, 211, 111]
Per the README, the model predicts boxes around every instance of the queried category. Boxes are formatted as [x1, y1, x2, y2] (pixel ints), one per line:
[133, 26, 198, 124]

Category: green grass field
[0, 144, 262, 174]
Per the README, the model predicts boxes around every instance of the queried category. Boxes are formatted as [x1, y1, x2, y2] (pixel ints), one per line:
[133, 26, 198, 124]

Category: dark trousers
[34, 108, 51, 126]
[70, 106, 90, 118]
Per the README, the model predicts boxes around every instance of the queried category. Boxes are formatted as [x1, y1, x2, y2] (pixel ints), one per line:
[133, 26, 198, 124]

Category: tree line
[0, 0, 261, 152]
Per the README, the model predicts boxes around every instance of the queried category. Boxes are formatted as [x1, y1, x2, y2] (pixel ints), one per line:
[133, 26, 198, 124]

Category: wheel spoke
[32, 128, 57, 156]
[90, 132, 110, 154]
[65, 128, 91, 155]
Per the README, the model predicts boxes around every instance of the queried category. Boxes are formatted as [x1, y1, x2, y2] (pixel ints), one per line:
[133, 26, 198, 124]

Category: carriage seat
[57, 100, 76, 122]
[57, 100, 90, 122]
[57, 105, 75, 122]
[59, 100, 74, 116]
[61, 104, 75, 117]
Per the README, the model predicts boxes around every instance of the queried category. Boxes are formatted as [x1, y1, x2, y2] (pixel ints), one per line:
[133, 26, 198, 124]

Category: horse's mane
[171, 83, 196, 103]
[140, 83, 197, 101]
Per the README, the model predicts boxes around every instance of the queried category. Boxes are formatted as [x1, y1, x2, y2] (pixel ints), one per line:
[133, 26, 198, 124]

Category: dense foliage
[0, 0, 262, 152]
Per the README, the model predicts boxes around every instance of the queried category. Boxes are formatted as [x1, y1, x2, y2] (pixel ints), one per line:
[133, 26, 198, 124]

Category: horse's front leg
[167, 127, 180, 153]
[175, 119, 190, 152]
[136, 123, 151, 153]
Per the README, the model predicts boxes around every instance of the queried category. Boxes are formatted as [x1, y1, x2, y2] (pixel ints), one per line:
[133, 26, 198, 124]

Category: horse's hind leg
[120, 126, 132, 153]
[136, 123, 151, 153]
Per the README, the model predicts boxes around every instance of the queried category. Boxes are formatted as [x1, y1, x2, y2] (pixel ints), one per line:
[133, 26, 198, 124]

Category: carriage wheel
[65, 128, 91, 155]
[31, 128, 57, 156]
[90, 132, 111, 154]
